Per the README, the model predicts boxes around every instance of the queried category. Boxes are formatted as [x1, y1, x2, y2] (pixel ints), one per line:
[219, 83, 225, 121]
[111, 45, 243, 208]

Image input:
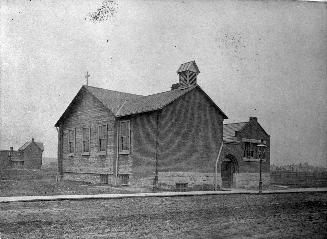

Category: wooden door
[221, 161, 233, 188]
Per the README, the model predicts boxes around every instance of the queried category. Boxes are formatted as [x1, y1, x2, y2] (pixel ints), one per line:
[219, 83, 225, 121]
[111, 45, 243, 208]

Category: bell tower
[177, 60, 200, 88]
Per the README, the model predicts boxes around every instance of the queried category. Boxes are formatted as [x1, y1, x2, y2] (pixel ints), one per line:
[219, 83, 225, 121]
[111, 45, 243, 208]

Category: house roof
[223, 122, 247, 142]
[55, 84, 227, 126]
[88, 84, 227, 118]
[177, 60, 200, 73]
[84, 85, 143, 115]
[223, 118, 270, 143]
[115, 85, 197, 117]
[19, 141, 44, 151]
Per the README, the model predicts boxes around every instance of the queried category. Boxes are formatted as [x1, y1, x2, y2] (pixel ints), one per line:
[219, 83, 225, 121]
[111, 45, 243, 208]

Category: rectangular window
[68, 129, 75, 153]
[244, 142, 251, 158]
[250, 143, 256, 158]
[98, 125, 107, 152]
[82, 128, 90, 153]
[176, 183, 188, 192]
[244, 142, 264, 159]
[119, 121, 130, 154]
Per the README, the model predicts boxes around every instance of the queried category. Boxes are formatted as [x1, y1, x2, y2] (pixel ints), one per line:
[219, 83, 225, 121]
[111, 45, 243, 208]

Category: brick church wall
[60, 88, 116, 183]
[125, 88, 224, 188]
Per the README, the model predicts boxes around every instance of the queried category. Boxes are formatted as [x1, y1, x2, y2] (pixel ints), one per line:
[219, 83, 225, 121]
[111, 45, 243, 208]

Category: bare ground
[0, 192, 326, 238]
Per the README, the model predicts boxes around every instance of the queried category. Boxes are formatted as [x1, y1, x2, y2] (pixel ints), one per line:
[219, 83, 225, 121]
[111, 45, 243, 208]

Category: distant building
[0, 148, 17, 170]
[0, 138, 44, 170]
[222, 117, 270, 188]
[18, 138, 44, 169]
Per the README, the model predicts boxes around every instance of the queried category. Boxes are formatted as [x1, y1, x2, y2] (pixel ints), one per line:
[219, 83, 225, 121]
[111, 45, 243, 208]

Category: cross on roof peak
[85, 71, 90, 86]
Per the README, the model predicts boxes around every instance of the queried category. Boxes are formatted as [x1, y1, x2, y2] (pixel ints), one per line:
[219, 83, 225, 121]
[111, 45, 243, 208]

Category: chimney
[10, 147, 13, 152]
[32, 138, 34, 142]
[176, 60, 200, 88]
[249, 117, 257, 122]
[171, 83, 181, 90]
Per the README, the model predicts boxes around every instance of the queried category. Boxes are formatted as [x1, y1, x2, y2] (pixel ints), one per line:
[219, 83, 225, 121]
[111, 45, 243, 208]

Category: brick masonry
[59, 88, 116, 178]
[20, 142, 43, 169]
[220, 118, 271, 189]
[62, 172, 118, 185]
[157, 172, 222, 190]
[119, 88, 224, 187]
[56, 86, 270, 190]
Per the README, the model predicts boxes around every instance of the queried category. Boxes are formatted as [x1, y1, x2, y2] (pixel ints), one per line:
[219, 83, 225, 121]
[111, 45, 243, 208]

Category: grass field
[0, 192, 326, 238]
[0, 165, 137, 196]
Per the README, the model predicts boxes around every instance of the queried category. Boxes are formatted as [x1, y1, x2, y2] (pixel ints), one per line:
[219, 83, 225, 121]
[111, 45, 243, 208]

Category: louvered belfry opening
[176, 60, 200, 89]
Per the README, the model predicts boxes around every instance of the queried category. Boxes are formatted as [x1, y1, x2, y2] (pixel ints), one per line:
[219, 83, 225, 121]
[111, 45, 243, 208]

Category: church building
[55, 61, 270, 190]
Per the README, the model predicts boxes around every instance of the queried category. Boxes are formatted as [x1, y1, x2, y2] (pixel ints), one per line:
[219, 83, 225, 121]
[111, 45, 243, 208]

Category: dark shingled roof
[177, 60, 200, 73]
[19, 141, 44, 151]
[84, 85, 143, 115]
[115, 86, 196, 117]
[55, 84, 227, 126]
[84, 84, 227, 118]
[223, 122, 247, 142]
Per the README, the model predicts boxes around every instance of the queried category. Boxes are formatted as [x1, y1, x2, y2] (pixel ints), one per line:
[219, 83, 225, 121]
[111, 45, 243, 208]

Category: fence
[271, 171, 327, 187]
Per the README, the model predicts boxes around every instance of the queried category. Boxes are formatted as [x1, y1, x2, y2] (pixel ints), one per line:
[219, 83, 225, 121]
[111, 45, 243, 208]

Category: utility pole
[153, 110, 161, 191]
[257, 141, 267, 194]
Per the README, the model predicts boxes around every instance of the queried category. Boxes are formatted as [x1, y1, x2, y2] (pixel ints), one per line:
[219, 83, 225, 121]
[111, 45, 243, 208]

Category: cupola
[176, 60, 200, 88]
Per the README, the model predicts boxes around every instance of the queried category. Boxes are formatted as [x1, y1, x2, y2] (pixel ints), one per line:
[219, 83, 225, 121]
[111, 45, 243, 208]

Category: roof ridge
[154, 85, 196, 109]
[143, 85, 196, 98]
[224, 121, 248, 125]
[18, 140, 44, 151]
[115, 85, 198, 117]
[83, 85, 144, 97]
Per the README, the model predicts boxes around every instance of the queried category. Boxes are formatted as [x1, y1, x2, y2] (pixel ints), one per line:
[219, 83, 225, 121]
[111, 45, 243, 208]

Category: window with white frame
[98, 125, 107, 152]
[119, 120, 130, 154]
[82, 127, 90, 153]
[68, 129, 75, 153]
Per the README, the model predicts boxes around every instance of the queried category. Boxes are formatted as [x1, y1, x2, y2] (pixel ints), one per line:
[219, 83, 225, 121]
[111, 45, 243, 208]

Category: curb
[0, 188, 326, 203]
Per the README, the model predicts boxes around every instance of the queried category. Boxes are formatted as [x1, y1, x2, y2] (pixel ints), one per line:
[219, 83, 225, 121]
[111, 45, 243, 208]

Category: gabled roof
[84, 85, 143, 114]
[55, 84, 227, 126]
[223, 119, 270, 143]
[19, 141, 44, 151]
[116, 85, 197, 117]
[108, 84, 227, 118]
[223, 122, 247, 142]
[177, 60, 200, 73]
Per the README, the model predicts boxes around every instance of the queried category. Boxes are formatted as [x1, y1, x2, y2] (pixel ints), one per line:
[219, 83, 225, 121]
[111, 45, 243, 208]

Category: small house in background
[222, 117, 270, 189]
[18, 138, 44, 169]
[0, 138, 44, 170]
[0, 148, 15, 170]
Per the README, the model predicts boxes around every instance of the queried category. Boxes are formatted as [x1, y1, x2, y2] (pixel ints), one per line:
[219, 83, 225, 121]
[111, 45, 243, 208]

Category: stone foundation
[233, 173, 270, 189]
[61, 171, 270, 190]
[129, 176, 155, 187]
[157, 172, 221, 190]
[62, 172, 116, 184]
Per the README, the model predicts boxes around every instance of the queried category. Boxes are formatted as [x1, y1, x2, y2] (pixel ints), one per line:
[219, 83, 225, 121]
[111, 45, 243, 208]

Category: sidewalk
[1, 187, 326, 203]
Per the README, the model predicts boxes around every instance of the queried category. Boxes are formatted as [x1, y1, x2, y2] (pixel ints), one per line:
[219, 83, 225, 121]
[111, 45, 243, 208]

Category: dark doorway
[221, 155, 238, 188]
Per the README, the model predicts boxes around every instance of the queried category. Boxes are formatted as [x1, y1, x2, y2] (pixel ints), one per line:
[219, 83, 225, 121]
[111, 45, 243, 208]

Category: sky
[0, 0, 326, 166]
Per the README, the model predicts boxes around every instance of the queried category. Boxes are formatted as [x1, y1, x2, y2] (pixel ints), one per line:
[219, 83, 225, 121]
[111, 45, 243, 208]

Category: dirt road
[0, 192, 326, 238]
